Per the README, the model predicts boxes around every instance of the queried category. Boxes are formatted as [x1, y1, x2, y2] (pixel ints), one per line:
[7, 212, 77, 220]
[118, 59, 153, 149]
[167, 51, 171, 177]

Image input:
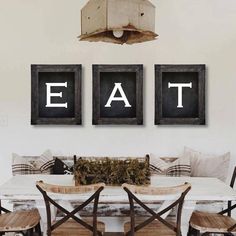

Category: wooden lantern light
[79, 0, 158, 44]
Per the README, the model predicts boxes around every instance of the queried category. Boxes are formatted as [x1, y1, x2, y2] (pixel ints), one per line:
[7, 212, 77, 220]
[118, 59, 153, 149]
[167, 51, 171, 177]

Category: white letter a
[105, 83, 131, 108]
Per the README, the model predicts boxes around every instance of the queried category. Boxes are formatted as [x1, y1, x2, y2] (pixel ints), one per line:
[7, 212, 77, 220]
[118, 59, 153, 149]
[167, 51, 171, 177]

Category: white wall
[0, 0, 236, 184]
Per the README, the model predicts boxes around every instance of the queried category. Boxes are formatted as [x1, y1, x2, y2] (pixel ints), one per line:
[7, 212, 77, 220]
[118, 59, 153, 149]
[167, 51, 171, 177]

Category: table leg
[181, 201, 196, 236]
[35, 200, 57, 236]
[35, 200, 80, 236]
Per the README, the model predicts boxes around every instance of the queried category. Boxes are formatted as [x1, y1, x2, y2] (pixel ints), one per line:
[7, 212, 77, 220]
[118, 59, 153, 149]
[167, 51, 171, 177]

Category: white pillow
[183, 147, 230, 182]
[150, 155, 191, 177]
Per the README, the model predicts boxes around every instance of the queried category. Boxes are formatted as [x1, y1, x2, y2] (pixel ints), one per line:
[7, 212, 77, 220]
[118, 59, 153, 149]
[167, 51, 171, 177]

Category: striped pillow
[150, 155, 191, 177]
[34, 150, 54, 173]
[12, 150, 54, 176]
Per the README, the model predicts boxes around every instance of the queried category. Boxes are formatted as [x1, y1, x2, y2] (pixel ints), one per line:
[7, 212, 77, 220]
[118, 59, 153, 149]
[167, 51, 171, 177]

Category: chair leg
[26, 228, 34, 236]
[187, 226, 201, 236]
[35, 222, 42, 236]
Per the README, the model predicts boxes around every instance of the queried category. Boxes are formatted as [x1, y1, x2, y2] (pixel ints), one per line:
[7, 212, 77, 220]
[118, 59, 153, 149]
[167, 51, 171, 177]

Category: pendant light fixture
[79, 0, 158, 45]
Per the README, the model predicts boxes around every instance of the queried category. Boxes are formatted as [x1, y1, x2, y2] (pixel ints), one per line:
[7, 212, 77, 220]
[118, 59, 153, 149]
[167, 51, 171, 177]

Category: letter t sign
[155, 64, 206, 125]
[168, 82, 192, 108]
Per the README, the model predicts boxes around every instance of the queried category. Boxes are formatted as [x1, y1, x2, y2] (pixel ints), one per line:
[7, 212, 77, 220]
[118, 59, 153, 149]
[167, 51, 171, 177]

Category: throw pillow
[12, 153, 40, 175]
[52, 158, 73, 175]
[183, 147, 230, 182]
[12, 150, 54, 175]
[35, 149, 54, 174]
[150, 155, 191, 177]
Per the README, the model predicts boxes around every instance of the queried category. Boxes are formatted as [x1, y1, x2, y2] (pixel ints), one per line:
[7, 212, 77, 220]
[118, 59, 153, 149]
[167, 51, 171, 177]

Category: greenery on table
[74, 156, 150, 186]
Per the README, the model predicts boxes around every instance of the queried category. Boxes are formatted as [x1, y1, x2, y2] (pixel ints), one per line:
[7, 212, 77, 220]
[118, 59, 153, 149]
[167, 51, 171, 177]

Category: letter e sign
[93, 65, 143, 125]
[155, 65, 205, 125]
[31, 65, 82, 125]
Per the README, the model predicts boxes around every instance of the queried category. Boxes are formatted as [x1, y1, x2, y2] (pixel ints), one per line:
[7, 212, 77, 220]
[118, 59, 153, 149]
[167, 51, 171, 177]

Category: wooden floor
[104, 233, 124, 236]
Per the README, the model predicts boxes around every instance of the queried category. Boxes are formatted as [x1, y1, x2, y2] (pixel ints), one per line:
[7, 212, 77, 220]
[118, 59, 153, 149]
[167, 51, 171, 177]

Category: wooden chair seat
[124, 219, 177, 236]
[190, 211, 236, 233]
[0, 209, 40, 232]
[52, 218, 105, 236]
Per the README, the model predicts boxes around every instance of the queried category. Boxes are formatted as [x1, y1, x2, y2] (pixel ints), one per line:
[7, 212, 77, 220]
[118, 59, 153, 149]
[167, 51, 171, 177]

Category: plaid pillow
[12, 150, 54, 176]
[150, 158, 169, 175]
[166, 164, 191, 176]
[150, 155, 191, 177]
[12, 153, 40, 175]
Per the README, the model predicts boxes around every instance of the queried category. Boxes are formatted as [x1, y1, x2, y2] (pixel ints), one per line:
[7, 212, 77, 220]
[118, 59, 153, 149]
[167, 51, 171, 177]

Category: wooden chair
[188, 166, 236, 236]
[123, 182, 191, 236]
[228, 166, 236, 217]
[0, 201, 41, 236]
[36, 181, 105, 236]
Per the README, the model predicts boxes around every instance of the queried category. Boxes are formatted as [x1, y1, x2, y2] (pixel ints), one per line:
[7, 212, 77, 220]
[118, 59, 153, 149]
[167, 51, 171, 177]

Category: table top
[0, 175, 235, 202]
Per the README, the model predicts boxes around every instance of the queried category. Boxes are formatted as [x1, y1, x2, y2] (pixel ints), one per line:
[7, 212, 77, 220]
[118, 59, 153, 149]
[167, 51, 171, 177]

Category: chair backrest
[36, 181, 105, 236]
[122, 182, 191, 236]
[230, 167, 236, 188]
[0, 201, 10, 215]
[228, 166, 236, 217]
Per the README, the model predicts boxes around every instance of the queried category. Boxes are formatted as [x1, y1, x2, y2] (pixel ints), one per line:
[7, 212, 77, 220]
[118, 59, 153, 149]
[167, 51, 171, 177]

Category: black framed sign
[93, 65, 143, 125]
[31, 65, 82, 125]
[155, 64, 205, 125]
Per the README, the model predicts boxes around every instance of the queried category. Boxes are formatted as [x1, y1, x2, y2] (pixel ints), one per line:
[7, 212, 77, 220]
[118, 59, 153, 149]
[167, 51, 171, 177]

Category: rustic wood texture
[188, 166, 236, 234]
[93, 65, 143, 125]
[81, 0, 107, 35]
[107, 0, 155, 32]
[189, 211, 236, 233]
[0, 209, 40, 232]
[80, 0, 157, 44]
[51, 219, 105, 236]
[123, 183, 191, 236]
[122, 182, 191, 195]
[36, 181, 105, 194]
[36, 181, 105, 236]
[155, 64, 206, 125]
[124, 218, 177, 236]
[104, 233, 124, 236]
[80, 30, 157, 45]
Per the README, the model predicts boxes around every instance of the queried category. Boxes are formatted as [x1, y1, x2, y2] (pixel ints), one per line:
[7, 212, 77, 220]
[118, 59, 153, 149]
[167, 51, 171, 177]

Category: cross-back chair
[188, 166, 236, 236]
[123, 182, 191, 236]
[36, 181, 105, 236]
[0, 200, 41, 236]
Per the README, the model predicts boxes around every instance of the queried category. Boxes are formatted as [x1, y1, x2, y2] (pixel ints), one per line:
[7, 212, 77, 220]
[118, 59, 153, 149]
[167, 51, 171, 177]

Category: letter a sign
[93, 65, 143, 125]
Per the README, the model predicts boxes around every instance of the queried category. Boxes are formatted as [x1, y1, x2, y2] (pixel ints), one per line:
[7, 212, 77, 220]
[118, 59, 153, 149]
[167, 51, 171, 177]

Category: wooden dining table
[0, 175, 236, 236]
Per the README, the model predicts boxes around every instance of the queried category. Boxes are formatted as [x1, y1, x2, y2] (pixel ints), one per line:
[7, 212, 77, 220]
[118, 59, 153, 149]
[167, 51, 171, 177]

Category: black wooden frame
[155, 64, 206, 125]
[31, 64, 82, 125]
[93, 65, 143, 125]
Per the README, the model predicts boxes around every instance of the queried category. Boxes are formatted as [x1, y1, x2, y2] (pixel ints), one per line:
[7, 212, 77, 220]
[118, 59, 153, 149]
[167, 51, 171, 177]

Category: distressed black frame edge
[92, 64, 143, 125]
[155, 64, 206, 125]
[31, 64, 82, 125]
